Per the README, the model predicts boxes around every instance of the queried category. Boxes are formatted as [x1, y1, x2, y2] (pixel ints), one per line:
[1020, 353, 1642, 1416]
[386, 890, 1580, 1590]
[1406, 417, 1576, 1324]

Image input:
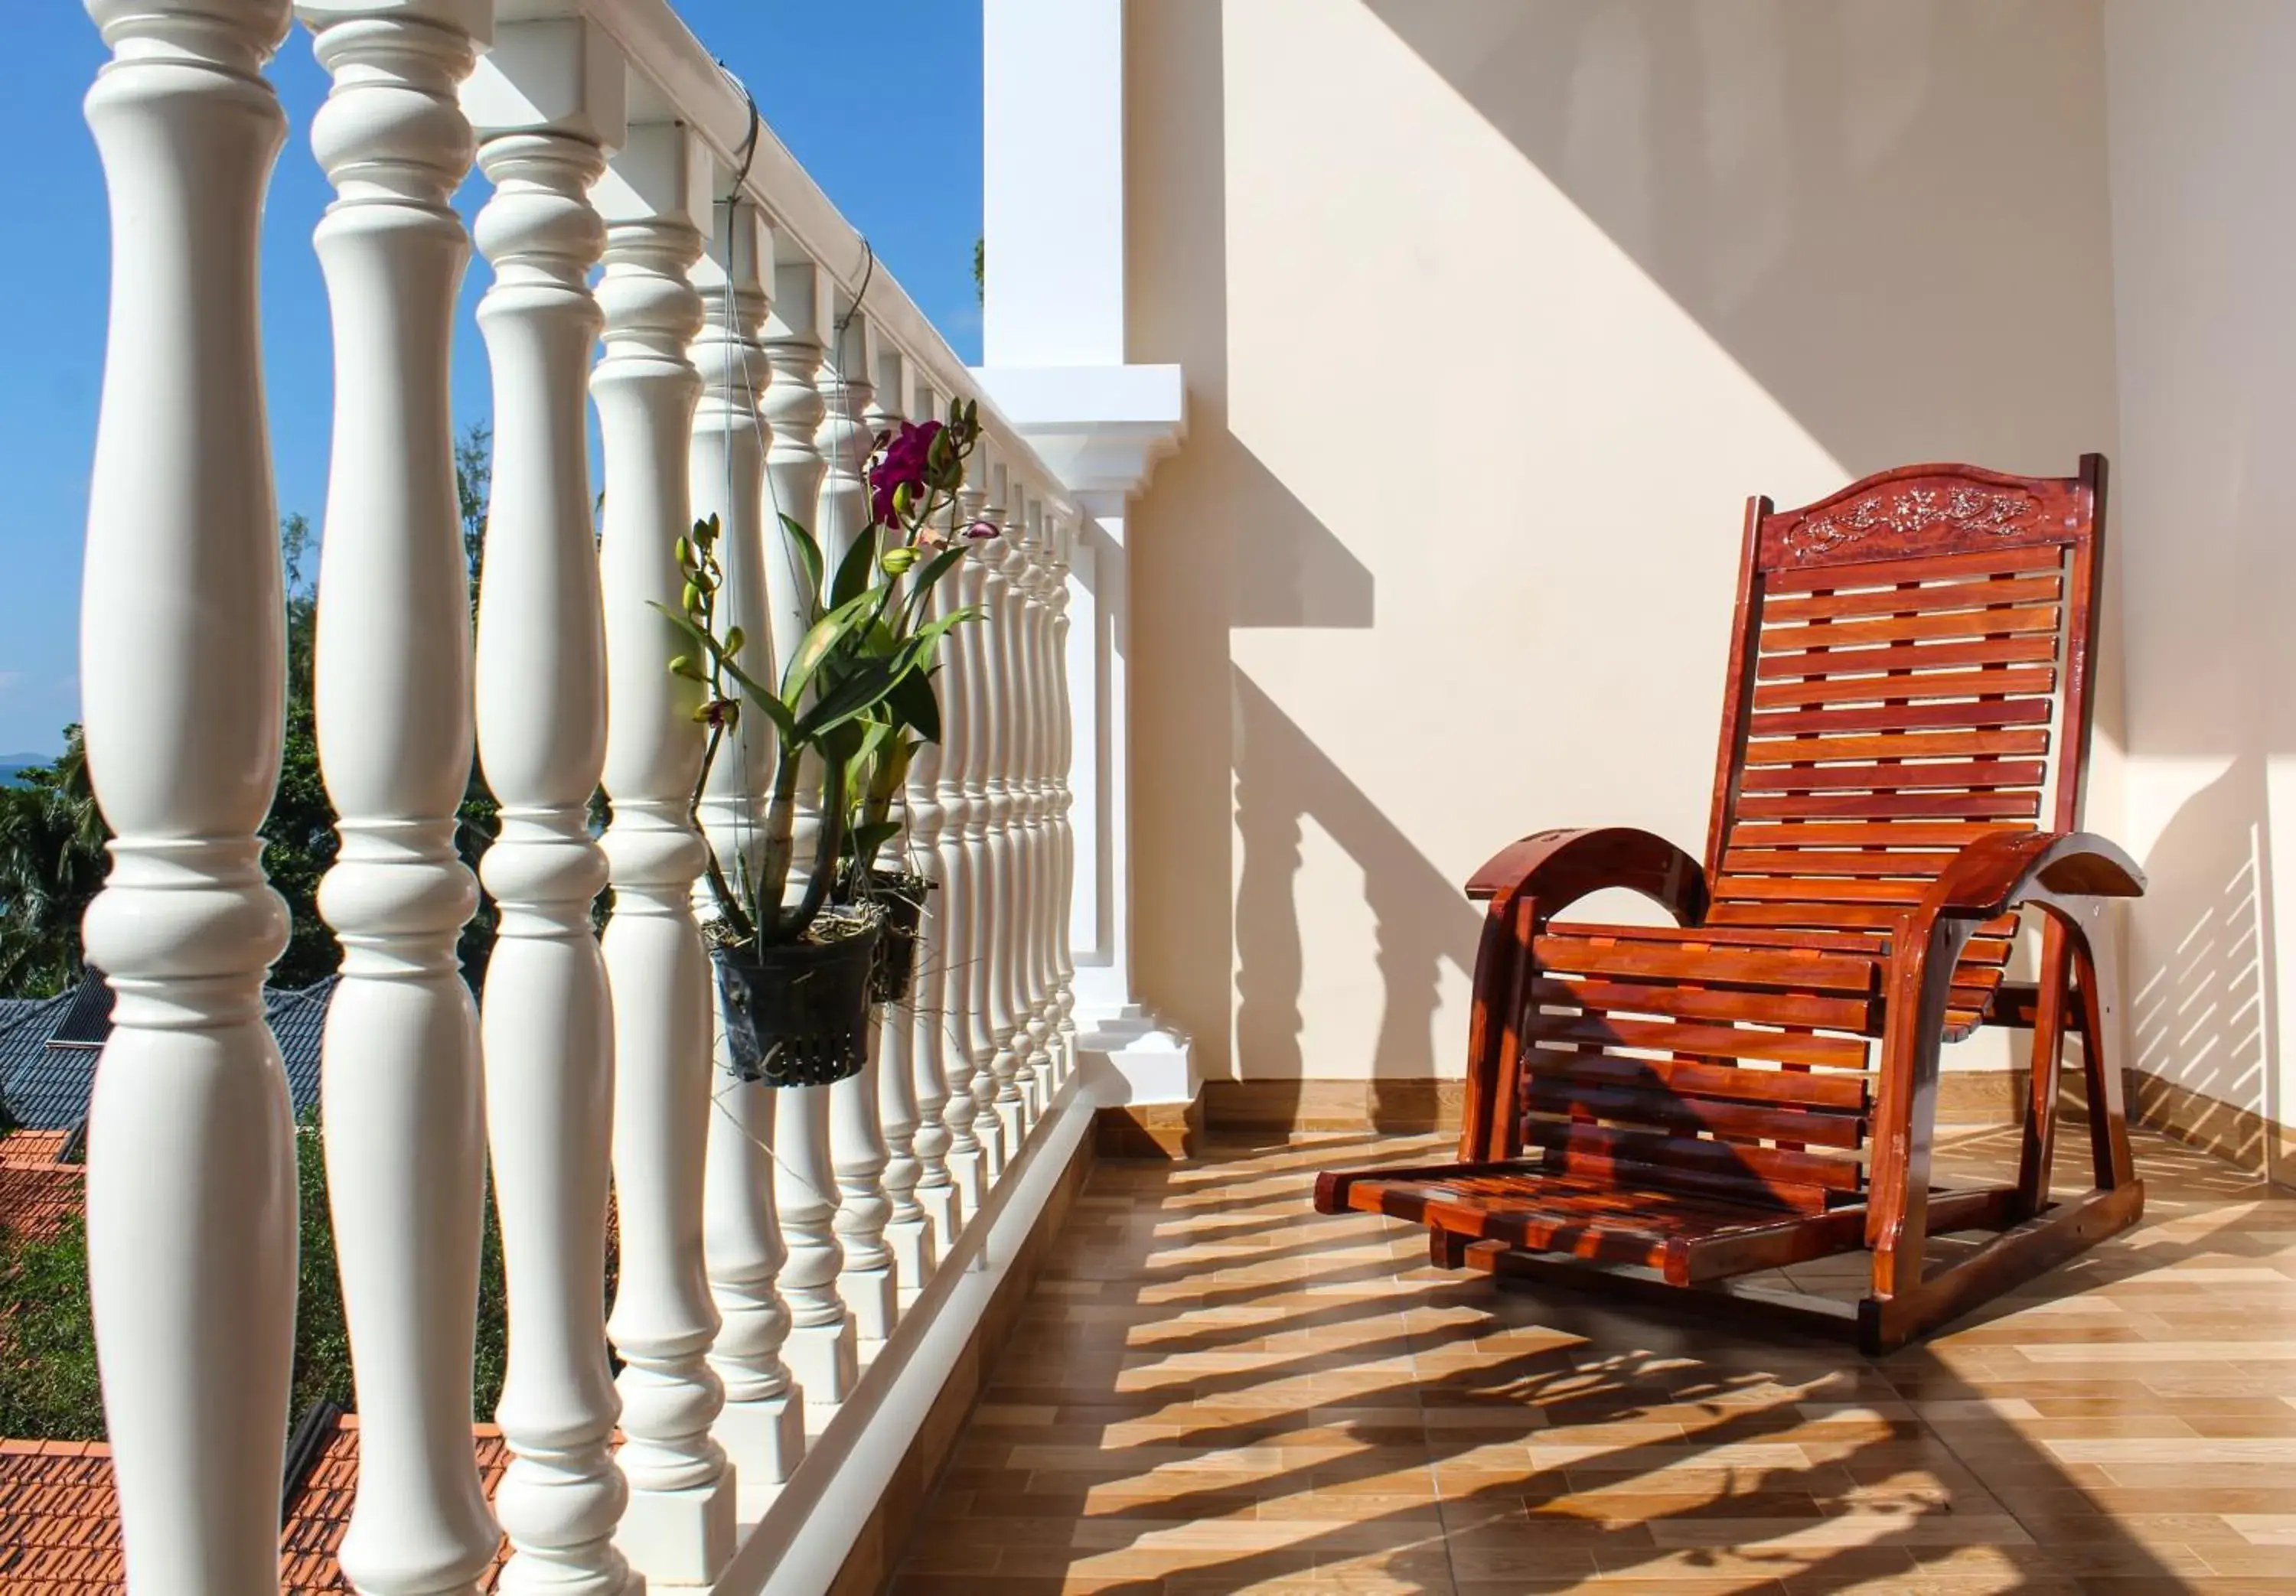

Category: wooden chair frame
[1314, 458, 2144, 1354]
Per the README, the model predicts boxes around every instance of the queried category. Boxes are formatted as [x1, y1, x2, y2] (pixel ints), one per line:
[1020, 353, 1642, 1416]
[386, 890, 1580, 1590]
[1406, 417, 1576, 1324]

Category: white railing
[75, 1, 1084, 1590]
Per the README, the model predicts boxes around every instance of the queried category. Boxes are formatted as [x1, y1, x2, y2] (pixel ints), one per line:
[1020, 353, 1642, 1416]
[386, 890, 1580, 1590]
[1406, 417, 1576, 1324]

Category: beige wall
[1123, 0, 2120, 1088]
[2105, 0, 2296, 1165]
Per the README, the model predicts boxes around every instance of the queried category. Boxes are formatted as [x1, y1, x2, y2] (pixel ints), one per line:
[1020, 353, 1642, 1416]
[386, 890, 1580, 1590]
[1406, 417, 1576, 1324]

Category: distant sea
[0, 754, 51, 787]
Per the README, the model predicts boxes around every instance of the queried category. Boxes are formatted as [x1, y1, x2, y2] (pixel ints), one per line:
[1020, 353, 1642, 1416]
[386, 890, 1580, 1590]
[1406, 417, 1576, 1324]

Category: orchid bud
[881, 546, 918, 576]
[724, 625, 745, 654]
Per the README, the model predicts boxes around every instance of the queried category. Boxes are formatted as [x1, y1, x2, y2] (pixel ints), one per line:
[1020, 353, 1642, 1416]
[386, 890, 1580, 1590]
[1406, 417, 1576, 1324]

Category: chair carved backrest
[1515, 458, 2107, 1210]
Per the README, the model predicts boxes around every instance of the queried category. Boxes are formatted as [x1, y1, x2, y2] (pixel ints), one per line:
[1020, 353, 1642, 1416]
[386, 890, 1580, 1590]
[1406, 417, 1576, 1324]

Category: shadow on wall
[1123, 0, 2116, 1090]
[1358, 0, 2117, 475]
[1232, 675, 1482, 1123]
[2128, 755, 2281, 1168]
[1123, 0, 1381, 1080]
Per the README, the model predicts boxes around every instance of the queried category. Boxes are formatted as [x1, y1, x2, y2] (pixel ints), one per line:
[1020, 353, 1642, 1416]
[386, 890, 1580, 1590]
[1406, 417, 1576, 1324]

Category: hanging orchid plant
[657, 399, 997, 1082]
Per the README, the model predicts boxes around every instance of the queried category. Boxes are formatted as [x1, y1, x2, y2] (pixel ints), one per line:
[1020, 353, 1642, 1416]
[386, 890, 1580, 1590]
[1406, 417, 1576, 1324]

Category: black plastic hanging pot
[865, 870, 936, 1004]
[713, 923, 880, 1086]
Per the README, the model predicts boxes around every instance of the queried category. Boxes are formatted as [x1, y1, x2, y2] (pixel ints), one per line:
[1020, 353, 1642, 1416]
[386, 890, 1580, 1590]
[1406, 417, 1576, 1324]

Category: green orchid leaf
[830, 525, 879, 611]
[778, 514, 827, 609]
[883, 663, 941, 743]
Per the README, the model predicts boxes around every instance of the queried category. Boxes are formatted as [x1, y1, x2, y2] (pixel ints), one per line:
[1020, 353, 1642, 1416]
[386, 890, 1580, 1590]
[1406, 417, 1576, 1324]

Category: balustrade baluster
[902, 443, 963, 1252]
[977, 464, 1028, 1158]
[869, 351, 938, 1298]
[593, 121, 736, 1583]
[1050, 510, 1083, 1086]
[926, 389, 987, 1218]
[301, 4, 498, 1588]
[465, 23, 632, 1591]
[79, 2, 298, 1581]
[688, 197, 810, 1513]
[818, 306, 899, 1341]
[954, 463, 1006, 1181]
[759, 259, 860, 1408]
[1016, 495, 1056, 1116]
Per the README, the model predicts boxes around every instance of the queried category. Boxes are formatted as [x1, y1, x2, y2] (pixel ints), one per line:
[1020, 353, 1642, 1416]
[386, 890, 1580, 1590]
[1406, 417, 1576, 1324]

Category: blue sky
[0, 2, 983, 758]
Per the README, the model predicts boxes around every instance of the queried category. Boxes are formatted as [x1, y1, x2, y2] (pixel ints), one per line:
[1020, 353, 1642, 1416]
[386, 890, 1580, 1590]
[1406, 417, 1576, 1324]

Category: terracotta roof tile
[0, 1439, 124, 1588]
[0, 1415, 516, 1591]
[0, 1131, 73, 1170]
[0, 1158, 83, 1242]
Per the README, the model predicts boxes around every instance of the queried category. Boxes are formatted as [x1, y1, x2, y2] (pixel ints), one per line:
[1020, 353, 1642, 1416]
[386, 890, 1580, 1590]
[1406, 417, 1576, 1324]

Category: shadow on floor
[889, 1123, 2295, 1594]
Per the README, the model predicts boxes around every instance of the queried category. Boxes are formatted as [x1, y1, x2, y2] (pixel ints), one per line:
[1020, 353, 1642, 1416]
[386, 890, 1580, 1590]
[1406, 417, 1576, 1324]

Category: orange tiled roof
[0, 1438, 123, 1588]
[0, 1131, 83, 1243]
[0, 1130, 73, 1169]
[0, 1419, 515, 1591]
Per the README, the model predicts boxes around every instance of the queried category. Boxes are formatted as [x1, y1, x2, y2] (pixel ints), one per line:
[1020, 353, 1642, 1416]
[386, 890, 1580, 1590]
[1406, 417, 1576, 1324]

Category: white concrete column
[983, 0, 1126, 367]
[687, 194, 810, 1519]
[464, 21, 633, 1594]
[593, 119, 736, 1585]
[301, 3, 497, 1589]
[978, 0, 1190, 1112]
[78, 2, 298, 1585]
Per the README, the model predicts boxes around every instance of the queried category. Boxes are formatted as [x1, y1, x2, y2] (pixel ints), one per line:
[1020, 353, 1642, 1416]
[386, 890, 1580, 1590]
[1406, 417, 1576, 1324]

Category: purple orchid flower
[869, 419, 943, 527]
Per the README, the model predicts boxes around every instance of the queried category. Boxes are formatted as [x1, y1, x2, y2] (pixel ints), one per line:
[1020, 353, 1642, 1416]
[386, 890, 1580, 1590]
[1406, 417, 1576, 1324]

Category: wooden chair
[1313, 458, 2144, 1353]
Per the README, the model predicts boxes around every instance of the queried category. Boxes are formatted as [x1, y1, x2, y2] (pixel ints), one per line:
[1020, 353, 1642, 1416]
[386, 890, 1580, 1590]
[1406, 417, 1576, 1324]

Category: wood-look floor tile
[892, 1129, 2296, 1594]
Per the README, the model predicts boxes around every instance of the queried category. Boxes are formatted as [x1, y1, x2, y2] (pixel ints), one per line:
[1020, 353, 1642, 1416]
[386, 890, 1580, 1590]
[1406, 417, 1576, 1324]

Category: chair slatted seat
[1314, 458, 2145, 1353]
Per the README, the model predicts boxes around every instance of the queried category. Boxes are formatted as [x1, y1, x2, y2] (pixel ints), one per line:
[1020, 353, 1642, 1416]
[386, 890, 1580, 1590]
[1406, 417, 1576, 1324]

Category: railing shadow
[888, 1126, 2296, 1593]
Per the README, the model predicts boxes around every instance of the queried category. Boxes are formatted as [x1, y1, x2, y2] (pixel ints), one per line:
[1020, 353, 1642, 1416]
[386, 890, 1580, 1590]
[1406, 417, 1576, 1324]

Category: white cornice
[970, 364, 1186, 514]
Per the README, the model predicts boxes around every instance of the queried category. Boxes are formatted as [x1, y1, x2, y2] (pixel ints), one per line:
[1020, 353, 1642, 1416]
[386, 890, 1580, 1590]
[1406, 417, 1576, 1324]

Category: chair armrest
[1923, 829, 2146, 923]
[1464, 826, 1709, 926]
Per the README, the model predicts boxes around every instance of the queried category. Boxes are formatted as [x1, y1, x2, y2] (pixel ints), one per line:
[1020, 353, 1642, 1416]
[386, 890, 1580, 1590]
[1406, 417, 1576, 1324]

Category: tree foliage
[0, 731, 106, 996]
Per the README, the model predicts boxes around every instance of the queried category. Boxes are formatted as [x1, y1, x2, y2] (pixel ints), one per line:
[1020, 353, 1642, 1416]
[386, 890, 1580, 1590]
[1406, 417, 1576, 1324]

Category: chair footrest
[1315, 1160, 2014, 1286]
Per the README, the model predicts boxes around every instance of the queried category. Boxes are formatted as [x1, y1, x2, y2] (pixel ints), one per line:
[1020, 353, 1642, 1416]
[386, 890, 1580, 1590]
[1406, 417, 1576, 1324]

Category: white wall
[2105, 0, 2296, 1165]
[1123, 0, 2121, 1091]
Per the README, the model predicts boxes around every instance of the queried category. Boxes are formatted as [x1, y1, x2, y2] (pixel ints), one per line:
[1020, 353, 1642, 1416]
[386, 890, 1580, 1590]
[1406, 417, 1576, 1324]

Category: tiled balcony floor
[892, 1125, 2296, 1594]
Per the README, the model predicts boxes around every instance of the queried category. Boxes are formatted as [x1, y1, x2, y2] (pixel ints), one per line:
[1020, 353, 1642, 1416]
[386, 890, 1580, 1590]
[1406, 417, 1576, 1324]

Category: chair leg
[1430, 1226, 1470, 1269]
[2015, 918, 2074, 1220]
[2068, 911, 2138, 1190]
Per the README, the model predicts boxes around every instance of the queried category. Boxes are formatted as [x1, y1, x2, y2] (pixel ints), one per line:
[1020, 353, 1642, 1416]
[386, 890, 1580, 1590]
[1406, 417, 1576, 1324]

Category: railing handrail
[569, 0, 1076, 518]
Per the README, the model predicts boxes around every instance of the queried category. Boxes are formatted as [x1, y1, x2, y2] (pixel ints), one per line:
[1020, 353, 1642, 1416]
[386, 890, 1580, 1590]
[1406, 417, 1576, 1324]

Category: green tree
[0, 730, 106, 995]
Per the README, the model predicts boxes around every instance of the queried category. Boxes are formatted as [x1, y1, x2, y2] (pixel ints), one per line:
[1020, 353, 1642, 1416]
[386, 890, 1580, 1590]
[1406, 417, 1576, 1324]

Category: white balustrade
[466, 21, 633, 1592]
[690, 197, 811, 1514]
[302, 2, 498, 1589]
[79, 1, 299, 1584]
[759, 259, 860, 1410]
[76, 0, 1097, 1580]
[593, 119, 737, 1582]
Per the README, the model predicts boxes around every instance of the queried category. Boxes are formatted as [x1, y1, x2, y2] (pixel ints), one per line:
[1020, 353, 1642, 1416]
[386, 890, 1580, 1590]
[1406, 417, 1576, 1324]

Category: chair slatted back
[1709, 459, 2106, 1012]
[1515, 460, 2107, 1213]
